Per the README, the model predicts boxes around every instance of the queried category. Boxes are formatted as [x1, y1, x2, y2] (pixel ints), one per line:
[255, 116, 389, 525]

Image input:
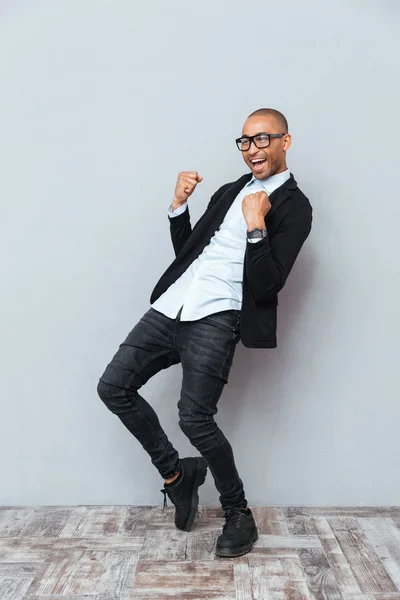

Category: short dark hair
[247, 108, 288, 134]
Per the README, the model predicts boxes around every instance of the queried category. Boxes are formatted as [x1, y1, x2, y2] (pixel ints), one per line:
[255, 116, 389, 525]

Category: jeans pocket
[203, 311, 241, 334]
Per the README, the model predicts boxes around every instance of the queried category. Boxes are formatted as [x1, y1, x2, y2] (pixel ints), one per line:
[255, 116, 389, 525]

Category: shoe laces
[160, 485, 181, 511]
[223, 507, 247, 530]
[160, 488, 168, 511]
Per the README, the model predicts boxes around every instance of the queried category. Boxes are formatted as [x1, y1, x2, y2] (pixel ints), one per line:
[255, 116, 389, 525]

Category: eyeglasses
[235, 132, 285, 152]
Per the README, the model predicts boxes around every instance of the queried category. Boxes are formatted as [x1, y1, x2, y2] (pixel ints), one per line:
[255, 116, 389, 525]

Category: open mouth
[250, 158, 266, 172]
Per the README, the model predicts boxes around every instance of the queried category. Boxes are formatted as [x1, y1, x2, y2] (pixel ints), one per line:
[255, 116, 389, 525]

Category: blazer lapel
[265, 172, 297, 221]
[203, 173, 252, 229]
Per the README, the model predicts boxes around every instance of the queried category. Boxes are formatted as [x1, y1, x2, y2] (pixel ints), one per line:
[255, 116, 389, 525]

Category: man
[97, 108, 313, 558]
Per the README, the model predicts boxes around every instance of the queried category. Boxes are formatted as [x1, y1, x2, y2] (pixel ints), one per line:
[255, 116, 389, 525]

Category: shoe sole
[182, 457, 208, 532]
[215, 528, 259, 558]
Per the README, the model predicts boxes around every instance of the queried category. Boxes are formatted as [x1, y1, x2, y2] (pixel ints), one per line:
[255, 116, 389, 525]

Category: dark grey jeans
[97, 305, 247, 510]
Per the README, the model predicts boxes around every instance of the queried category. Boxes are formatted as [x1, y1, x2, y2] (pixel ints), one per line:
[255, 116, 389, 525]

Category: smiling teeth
[251, 159, 265, 163]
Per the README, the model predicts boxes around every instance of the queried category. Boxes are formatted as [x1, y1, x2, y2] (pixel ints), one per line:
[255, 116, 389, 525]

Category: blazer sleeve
[168, 182, 231, 257]
[244, 204, 313, 302]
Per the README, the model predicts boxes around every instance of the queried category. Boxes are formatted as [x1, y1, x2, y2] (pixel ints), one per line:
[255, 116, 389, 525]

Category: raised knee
[97, 379, 130, 412]
[179, 415, 210, 441]
[97, 379, 112, 404]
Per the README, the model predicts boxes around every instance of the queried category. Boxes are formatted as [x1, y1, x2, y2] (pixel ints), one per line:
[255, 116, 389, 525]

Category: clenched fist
[242, 190, 271, 229]
[172, 171, 203, 210]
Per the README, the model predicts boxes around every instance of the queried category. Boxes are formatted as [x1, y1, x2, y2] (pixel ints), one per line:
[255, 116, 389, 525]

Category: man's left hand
[242, 190, 271, 229]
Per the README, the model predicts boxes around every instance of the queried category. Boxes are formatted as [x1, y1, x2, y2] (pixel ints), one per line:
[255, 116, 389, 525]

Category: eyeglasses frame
[235, 132, 286, 152]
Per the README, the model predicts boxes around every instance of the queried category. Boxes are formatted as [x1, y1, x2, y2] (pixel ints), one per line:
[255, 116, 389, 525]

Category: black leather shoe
[160, 456, 208, 531]
[215, 507, 258, 557]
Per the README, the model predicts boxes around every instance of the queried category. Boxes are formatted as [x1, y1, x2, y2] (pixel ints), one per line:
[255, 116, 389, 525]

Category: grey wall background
[1, 0, 399, 506]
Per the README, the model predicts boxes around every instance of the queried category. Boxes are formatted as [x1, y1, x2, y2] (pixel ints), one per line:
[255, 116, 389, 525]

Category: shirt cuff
[247, 236, 265, 243]
[168, 202, 188, 217]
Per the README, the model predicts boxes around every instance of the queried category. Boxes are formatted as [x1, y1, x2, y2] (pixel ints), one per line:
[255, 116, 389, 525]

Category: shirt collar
[245, 168, 290, 194]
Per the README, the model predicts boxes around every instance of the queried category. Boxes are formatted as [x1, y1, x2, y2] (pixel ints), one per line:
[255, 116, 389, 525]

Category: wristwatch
[247, 227, 268, 240]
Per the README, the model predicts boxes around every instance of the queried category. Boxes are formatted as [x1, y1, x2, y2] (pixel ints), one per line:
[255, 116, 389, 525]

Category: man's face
[240, 116, 291, 179]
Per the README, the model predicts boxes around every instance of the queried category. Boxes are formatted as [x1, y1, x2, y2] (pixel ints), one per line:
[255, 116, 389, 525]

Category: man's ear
[283, 134, 292, 151]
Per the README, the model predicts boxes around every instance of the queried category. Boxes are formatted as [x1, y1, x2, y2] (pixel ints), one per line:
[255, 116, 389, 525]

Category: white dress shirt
[151, 169, 291, 321]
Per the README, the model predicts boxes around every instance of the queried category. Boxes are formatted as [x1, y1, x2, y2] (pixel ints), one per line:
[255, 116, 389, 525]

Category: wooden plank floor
[1, 505, 400, 599]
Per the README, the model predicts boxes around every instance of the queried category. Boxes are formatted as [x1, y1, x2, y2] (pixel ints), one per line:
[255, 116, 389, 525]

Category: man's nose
[248, 140, 259, 154]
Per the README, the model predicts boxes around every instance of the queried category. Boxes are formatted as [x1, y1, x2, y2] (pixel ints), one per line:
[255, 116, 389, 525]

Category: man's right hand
[172, 171, 203, 211]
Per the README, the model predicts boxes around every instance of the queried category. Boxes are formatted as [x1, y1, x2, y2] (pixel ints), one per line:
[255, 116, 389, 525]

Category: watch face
[247, 228, 265, 238]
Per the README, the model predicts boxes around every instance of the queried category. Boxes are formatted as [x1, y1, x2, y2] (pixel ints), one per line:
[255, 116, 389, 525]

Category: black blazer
[150, 172, 313, 348]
